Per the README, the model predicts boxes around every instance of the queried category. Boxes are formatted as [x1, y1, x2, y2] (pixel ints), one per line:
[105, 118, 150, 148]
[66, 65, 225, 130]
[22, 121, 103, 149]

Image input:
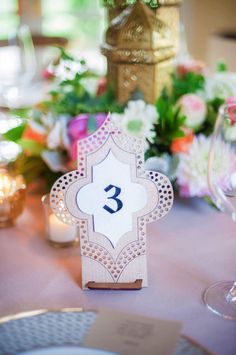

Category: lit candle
[0, 171, 13, 198]
[48, 213, 78, 243]
[0, 169, 26, 228]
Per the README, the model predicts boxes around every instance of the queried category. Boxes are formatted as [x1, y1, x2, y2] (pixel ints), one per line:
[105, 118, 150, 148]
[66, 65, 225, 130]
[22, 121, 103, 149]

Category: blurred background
[181, 0, 236, 71]
[0, 0, 236, 73]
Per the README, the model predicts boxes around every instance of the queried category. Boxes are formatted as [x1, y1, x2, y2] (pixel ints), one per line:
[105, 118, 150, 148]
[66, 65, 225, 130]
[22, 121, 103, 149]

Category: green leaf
[3, 124, 26, 141]
[10, 108, 30, 118]
[216, 61, 227, 72]
[17, 139, 45, 156]
[198, 97, 224, 136]
[87, 115, 97, 133]
[148, 92, 187, 154]
[171, 72, 205, 102]
[171, 129, 185, 139]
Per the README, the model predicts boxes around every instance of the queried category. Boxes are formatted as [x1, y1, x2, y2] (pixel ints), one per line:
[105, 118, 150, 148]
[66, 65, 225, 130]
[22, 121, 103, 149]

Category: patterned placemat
[0, 309, 211, 355]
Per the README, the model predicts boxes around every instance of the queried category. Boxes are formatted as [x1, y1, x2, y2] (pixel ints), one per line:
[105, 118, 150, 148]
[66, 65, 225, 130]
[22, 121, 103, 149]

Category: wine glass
[0, 25, 36, 109]
[204, 102, 236, 319]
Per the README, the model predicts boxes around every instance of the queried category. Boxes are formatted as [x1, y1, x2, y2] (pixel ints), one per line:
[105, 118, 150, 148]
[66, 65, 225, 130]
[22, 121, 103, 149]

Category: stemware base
[203, 281, 236, 320]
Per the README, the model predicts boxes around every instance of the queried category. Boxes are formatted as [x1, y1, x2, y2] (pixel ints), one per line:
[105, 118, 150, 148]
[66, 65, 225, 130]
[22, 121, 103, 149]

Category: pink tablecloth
[0, 194, 236, 355]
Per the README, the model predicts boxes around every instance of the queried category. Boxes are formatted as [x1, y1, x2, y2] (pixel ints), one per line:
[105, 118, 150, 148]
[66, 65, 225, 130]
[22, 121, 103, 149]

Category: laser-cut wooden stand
[86, 279, 142, 290]
[50, 116, 173, 290]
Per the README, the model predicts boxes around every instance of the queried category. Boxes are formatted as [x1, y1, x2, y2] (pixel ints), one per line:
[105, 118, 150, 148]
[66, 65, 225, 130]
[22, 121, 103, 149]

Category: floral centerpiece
[4, 49, 236, 203]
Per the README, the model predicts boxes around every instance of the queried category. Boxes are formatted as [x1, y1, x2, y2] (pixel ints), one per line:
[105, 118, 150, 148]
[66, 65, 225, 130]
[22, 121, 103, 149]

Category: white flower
[47, 115, 70, 150]
[80, 77, 99, 96]
[41, 150, 68, 172]
[28, 120, 47, 135]
[53, 59, 86, 81]
[225, 125, 236, 142]
[205, 72, 236, 100]
[111, 100, 158, 143]
[28, 112, 55, 134]
[176, 135, 236, 197]
[41, 112, 55, 130]
[177, 94, 206, 130]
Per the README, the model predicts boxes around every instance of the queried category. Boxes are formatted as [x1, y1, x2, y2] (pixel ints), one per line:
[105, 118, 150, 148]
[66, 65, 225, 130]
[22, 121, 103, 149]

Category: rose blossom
[226, 96, 236, 105]
[224, 98, 236, 125]
[222, 101, 236, 141]
[177, 94, 207, 130]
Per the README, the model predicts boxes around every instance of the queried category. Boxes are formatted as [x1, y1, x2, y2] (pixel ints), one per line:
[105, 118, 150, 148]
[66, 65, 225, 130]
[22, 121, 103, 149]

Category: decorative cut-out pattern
[50, 116, 173, 287]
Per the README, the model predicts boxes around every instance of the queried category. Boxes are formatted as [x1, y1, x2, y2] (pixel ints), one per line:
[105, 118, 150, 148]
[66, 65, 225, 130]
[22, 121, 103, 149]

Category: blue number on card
[103, 184, 123, 214]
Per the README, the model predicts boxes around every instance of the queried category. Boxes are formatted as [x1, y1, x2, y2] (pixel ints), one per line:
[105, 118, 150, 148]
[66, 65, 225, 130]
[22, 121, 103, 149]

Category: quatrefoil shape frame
[50, 116, 174, 288]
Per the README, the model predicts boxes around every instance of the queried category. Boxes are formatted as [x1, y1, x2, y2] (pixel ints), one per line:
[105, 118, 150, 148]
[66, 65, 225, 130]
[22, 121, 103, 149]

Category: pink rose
[177, 94, 207, 130]
[224, 99, 236, 125]
[226, 97, 236, 105]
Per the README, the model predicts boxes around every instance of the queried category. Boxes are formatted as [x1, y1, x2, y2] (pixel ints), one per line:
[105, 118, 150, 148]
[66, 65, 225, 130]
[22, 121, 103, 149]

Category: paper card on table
[50, 116, 174, 289]
[83, 309, 182, 355]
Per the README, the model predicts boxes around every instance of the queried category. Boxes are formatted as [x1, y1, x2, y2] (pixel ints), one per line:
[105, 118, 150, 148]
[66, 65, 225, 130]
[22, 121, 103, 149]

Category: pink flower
[176, 135, 236, 198]
[177, 94, 206, 130]
[224, 100, 236, 125]
[226, 97, 236, 105]
[177, 60, 206, 77]
[68, 113, 107, 160]
[94, 113, 107, 128]
[70, 140, 79, 161]
[179, 185, 191, 198]
[42, 69, 54, 81]
[68, 113, 89, 141]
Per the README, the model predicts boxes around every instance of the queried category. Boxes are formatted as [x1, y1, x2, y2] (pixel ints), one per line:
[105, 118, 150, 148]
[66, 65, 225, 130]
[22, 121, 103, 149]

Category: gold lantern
[102, 1, 176, 104]
[107, 0, 182, 51]
[155, 0, 182, 50]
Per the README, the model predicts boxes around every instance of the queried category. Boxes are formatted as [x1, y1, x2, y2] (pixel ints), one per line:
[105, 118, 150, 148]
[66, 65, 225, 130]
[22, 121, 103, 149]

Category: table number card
[50, 116, 173, 289]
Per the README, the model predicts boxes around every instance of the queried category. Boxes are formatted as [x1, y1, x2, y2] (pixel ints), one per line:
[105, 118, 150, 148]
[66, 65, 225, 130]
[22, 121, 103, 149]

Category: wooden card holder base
[86, 279, 143, 290]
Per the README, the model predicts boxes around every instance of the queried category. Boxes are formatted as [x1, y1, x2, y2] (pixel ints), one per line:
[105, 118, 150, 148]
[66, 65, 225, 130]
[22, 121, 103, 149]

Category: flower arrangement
[4, 49, 236, 202]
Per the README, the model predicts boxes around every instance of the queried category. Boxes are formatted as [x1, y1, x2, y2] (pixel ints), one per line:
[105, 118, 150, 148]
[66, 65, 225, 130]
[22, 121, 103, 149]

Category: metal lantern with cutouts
[102, 1, 178, 104]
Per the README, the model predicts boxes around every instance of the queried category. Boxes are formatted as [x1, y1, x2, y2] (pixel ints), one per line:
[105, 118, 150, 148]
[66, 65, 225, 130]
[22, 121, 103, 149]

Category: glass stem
[226, 281, 236, 303]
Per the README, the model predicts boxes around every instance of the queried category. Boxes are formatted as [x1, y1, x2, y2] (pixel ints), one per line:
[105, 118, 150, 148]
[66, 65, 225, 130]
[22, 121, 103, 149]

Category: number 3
[103, 184, 123, 214]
